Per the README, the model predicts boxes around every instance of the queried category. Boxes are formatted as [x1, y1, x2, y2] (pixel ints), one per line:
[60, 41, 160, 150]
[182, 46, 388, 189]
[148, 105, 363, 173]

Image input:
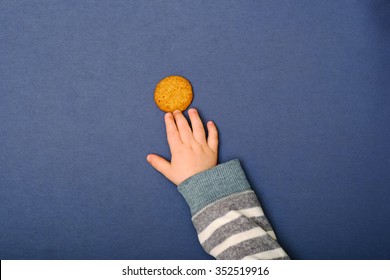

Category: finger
[173, 110, 193, 143]
[207, 121, 219, 152]
[165, 112, 182, 148]
[188, 108, 206, 144]
[146, 154, 171, 178]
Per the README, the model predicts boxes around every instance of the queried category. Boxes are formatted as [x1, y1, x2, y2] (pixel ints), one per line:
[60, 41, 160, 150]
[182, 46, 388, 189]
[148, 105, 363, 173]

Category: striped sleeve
[178, 159, 289, 260]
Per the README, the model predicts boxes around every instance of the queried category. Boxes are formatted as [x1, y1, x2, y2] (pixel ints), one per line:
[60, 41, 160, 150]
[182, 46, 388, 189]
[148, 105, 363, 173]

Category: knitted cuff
[177, 159, 251, 215]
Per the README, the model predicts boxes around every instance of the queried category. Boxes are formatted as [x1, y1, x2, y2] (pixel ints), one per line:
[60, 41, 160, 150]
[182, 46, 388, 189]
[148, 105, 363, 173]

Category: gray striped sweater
[178, 160, 289, 260]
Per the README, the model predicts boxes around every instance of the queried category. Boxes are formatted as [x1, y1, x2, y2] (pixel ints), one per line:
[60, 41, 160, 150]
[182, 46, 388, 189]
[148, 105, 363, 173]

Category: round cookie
[154, 76, 193, 112]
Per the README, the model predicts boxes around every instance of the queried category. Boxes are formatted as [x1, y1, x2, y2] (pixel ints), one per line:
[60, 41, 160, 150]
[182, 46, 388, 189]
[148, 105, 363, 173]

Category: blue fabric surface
[1, 0, 389, 259]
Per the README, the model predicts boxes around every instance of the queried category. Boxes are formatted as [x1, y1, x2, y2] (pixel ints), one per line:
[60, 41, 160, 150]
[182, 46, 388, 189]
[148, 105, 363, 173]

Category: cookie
[154, 75, 193, 112]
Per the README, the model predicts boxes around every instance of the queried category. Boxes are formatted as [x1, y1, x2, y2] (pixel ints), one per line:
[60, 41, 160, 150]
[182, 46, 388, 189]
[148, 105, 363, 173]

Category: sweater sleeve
[177, 159, 289, 260]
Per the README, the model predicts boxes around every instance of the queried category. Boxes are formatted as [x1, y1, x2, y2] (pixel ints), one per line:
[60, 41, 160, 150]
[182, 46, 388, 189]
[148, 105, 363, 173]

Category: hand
[147, 108, 219, 185]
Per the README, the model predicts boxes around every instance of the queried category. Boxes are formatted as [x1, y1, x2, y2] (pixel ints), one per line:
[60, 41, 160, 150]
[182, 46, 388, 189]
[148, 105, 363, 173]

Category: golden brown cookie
[154, 75, 193, 112]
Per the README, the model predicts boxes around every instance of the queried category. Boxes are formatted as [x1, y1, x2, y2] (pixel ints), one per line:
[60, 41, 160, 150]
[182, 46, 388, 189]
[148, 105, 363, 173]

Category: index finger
[165, 112, 182, 149]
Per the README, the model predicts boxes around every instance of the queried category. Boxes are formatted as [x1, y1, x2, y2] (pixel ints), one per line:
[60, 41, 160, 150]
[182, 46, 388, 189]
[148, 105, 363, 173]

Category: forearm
[178, 160, 289, 260]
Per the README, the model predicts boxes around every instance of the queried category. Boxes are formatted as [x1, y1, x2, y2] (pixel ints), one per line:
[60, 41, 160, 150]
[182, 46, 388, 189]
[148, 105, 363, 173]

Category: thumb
[146, 154, 171, 178]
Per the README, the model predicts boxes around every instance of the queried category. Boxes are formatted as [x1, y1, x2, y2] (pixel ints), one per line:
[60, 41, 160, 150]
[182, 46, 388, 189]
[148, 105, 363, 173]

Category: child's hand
[147, 108, 218, 186]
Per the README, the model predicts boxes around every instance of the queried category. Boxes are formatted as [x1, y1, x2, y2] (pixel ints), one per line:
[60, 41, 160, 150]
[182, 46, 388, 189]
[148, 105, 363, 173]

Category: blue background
[1, 0, 390, 260]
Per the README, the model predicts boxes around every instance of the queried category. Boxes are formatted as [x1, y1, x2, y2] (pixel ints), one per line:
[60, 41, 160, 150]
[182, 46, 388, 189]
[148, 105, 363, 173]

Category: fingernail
[146, 155, 151, 162]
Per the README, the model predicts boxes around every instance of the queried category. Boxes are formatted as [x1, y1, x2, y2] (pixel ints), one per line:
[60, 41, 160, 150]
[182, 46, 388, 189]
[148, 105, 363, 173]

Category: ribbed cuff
[177, 159, 251, 215]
